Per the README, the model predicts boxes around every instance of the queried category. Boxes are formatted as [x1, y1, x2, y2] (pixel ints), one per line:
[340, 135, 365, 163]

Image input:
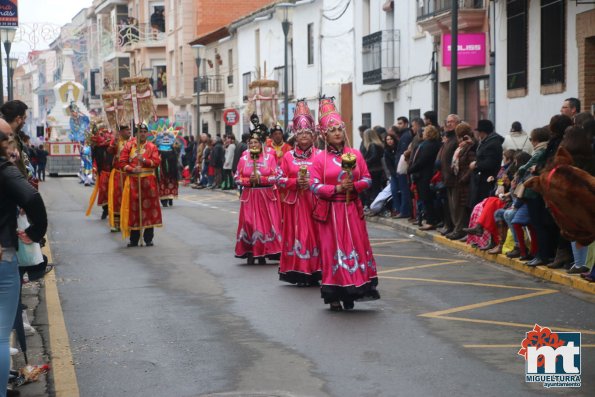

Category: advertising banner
[443, 33, 486, 67]
[0, 0, 18, 27]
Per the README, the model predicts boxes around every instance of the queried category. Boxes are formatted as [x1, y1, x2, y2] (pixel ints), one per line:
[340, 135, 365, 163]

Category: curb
[367, 216, 595, 295]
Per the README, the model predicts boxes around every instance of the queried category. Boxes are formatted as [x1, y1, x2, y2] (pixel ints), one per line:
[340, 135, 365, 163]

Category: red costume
[119, 139, 163, 238]
[107, 134, 134, 229]
[266, 139, 291, 165]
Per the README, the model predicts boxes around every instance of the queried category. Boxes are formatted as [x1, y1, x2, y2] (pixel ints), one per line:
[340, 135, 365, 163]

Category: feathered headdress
[249, 114, 269, 142]
[147, 118, 186, 150]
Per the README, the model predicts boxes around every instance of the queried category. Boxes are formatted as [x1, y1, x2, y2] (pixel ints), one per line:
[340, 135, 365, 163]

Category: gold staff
[340, 153, 357, 203]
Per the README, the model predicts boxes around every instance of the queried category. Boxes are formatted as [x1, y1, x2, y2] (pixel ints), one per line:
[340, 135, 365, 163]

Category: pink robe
[234, 149, 282, 259]
[310, 148, 380, 304]
[277, 147, 322, 285]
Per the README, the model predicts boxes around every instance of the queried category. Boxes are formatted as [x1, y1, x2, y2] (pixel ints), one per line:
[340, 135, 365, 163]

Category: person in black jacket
[408, 125, 442, 230]
[469, 120, 504, 208]
[383, 130, 399, 216]
[394, 117, 413, 218]
[360, 128, 385, 207]
[0, 125, 47, 395]
[210, 136, 225, 188]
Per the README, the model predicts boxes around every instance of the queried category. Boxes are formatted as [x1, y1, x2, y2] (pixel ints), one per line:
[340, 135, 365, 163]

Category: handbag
[513, 182, 526, 199]
[396, 154, 408, 174]
[429, 170, 445, 192]
[16, 213, 44, 267]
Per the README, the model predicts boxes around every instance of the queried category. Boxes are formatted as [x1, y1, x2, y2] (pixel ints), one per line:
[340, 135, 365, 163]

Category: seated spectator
[503, 121, 533, 154]
[464, 149, 516, 250]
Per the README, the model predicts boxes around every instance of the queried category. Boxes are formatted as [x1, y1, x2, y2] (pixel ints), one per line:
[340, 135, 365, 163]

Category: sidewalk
[366, 215, 595, 295]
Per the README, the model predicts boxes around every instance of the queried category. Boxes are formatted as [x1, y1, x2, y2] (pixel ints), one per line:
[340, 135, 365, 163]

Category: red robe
[119, 140, 163, 236]
[266, 139, 292, 165]
[107, 136, 134, 228]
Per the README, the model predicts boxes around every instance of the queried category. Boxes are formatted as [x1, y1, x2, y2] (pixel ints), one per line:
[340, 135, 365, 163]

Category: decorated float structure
[45, 48, 91, 175]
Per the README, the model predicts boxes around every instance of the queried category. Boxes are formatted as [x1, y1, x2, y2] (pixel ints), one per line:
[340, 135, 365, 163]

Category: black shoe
[526, 257, 546, 267]
[439, 227, 453, 236]
[329, 302, 343, 311]
[506, 247, 521, 258]
[161, 200, 168, 207]
[258, 257, 267, 265]
[145, 241, 154, 247]
[343, 300, 355, 310]
[567, 265, 590, 274]
[463, 225, 484, 236]
[169, 199, 173, 206]
[446, 231, 466, 240]
[101, 209, 108, 220]
[127, 242, 138, 247]
[519, 254, 534, 261]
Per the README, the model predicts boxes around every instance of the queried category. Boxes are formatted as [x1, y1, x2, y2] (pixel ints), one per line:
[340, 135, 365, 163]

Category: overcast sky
[13, 0, 93, 59]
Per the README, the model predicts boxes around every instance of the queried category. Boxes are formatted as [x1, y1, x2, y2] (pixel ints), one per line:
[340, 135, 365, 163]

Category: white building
[353, 0, 434, 142]
[494, 0, 595, 132]
[232, 0, 356, 142]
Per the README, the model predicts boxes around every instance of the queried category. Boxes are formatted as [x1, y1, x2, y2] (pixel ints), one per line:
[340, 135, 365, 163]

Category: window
[242, 72, 251, 101]
[255, 29, 260, 70]
[307, 23, 314, 65]
[541, 0, 565, 85]
[362, 113, 371, 128]
[274, 65, 293, 97]
[409, 109, 420, 121]
[506, 0, 527, 90]
[227, 49, 233, 85]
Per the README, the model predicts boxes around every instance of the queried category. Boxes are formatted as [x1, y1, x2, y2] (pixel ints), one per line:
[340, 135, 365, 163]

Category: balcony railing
[194, 75, 225, 106]
[362, 30, 400, 85]
[417, 0, 485, 21]
[116, 23, 166, 50]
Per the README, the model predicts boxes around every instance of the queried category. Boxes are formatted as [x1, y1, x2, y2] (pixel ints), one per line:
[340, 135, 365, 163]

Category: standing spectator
[36, 144, 48, 181]
[437, 114, 461, 236]
[383, 130, 399, 217]
[503, 121, 533, 154]
[423, 110, 438, 128]
[210, 136, 225, 188]
[448, 123, 476, 240]
[469, 120, 504, 208]
[560, 97, 580, 119]
[358, 125, 368, 152]
[222, 135, 236, 190]
[408, 126, 442, 230]
[0, 126, 48, 396]
[0, 100, 30, 177]
[393, 116, 413, 218]
[360, 128, 385, 207]
[266, 125, 291, 165]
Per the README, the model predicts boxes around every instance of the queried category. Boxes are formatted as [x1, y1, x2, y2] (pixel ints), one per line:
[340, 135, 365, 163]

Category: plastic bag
[396, 154, 408, 175]
[16, 213, 43, 267]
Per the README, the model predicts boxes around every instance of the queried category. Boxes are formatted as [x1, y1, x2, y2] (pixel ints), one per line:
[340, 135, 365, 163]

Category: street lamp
[0, 28, 16, 105]
[8, 57, 17, 101]
[276, 3, 294, 133]
[192, 44, 204, 142]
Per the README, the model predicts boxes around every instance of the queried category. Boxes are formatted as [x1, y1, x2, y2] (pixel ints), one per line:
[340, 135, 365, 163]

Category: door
[340, 82, 353, 147]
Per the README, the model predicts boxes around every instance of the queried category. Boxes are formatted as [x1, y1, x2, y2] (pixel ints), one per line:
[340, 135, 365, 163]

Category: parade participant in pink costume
[310, 97, 380, 311]
[234, 123, 282, 265]
[277, 100, 322, 286]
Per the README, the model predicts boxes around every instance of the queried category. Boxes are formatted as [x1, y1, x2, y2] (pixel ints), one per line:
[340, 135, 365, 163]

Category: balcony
[195, 75, 225, 107]
[417, 0, 486, 36]
[116, 23, 166, 52]
[362, 30, 400, 85]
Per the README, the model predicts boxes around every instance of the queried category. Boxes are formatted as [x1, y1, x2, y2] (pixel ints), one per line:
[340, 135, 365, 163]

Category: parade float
[45, 48, 91, 175]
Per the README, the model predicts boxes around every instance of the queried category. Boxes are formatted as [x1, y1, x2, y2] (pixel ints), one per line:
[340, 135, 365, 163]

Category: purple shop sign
[0, 0, 18, 28]
[443, 33, 486, 67]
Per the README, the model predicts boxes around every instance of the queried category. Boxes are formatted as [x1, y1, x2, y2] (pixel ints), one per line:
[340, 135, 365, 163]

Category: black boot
[161, 199, 168, 207]
[101, 205, 108, 220]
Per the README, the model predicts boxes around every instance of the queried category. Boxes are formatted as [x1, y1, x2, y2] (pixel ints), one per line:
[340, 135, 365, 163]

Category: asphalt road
[41, 178, 595, 397]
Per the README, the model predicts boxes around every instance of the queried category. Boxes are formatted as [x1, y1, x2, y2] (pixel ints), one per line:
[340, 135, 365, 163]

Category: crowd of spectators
[365, 98, 595, 279]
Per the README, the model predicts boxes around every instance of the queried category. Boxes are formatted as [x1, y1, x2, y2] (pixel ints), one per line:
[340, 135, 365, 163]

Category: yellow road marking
[377, 260, 467, 274]
[421, 290, 558, 317]
[369, 239, 411, 246]
[380, 275, 552, 291]
[434, 316, 595, 334]
[374, 253, 463, 261]
[42, 240, 80, 397]
[464, 344, 595, 348]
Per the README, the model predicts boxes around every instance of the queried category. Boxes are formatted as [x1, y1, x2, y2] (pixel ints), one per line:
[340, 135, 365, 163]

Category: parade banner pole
[138, 142, 145, 246]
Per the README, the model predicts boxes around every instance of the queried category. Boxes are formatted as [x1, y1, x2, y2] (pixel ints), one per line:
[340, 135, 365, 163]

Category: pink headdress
[292, 99, 315, 135]
[318, 96, 345, 134]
